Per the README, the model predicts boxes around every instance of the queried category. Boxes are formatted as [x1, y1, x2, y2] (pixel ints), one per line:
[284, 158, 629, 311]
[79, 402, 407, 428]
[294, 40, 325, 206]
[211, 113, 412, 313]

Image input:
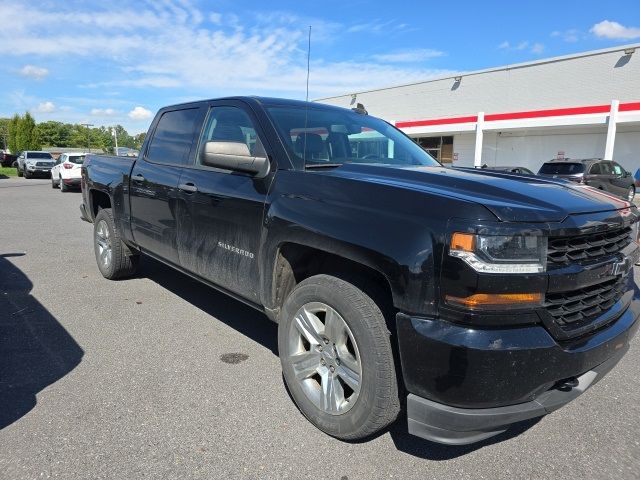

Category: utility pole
[81, 123, 94, 151]
[111, 127, 119, 155]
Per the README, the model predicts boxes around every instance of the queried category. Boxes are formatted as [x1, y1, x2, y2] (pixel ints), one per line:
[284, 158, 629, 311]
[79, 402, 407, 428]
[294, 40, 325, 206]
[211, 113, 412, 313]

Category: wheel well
[90, 189, 112, 218]
[273, 243, 395, 316]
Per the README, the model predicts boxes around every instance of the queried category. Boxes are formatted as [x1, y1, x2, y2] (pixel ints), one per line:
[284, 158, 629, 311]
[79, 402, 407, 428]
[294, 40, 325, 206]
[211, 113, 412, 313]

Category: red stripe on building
[619, 102, 640, 112]
[395, 115, 478, 128]
[395, 101, 640, 128]
[485, 104, 610, 121]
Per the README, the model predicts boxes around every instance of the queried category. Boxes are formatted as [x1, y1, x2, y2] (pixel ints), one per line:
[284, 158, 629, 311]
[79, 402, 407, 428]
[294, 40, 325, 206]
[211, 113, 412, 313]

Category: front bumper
[398, 294, 640, 445]
[26, 166, 52, 175]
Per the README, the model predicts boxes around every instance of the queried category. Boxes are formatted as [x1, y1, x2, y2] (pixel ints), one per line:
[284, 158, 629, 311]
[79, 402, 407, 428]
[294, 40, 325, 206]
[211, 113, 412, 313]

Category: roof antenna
[305, 25, 311, 102]
[302, 25, 312, 168]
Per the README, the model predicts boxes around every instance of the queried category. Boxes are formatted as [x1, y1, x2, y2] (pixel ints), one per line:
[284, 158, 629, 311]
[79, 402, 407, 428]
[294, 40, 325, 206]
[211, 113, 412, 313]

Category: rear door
[175, 101, 274, 301]
[129, 106, 205, 265]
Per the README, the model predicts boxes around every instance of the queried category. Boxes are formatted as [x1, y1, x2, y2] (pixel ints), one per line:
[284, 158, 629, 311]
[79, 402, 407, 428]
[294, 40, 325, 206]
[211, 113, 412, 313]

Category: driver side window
[197, 106, 265, 166]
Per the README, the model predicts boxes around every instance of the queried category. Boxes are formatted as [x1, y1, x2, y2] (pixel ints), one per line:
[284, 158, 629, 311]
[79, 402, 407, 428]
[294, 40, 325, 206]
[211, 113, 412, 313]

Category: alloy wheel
[95, 220, 112, 268]
[287, 302, 361, 415]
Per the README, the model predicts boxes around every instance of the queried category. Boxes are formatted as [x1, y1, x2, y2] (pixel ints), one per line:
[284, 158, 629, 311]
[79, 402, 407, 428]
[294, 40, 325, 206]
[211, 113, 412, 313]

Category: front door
[129, 106, 204, 265]
[610, 162, 631, 198]
[176, 102, 274, 302]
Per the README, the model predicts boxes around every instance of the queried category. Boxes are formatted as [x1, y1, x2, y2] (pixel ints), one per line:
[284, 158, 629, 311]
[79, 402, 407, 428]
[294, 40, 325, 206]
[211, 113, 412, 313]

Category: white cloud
[128, 106, 152, 120]
[591, 20, 640, 40]
[499, 40, 545, 55]
[531, 43, 545, 54]
[551, 29, 581, 43]
[347, 19, 411, 35]
[91, 108, 118, 116]
[18, 64, 49, 79]
[372, 49, 444, 63]
[34, 101, 55, 113]
[0, 1, 452, 105]
[209, 12, 222, 24]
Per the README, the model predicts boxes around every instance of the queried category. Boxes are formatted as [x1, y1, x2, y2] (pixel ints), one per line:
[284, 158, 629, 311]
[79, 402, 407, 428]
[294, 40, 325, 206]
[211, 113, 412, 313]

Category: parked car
[538, 158, 635, 202]
[81, 97, 640, 445]
[481, 165, 535, 175]
[51, 153, 87, 191]
[16, 151, 55, 178]
[1, 151, 17, 168]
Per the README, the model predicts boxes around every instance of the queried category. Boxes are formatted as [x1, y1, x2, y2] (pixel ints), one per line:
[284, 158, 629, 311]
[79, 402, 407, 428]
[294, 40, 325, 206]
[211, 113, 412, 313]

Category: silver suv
[16, 151, 55, 179]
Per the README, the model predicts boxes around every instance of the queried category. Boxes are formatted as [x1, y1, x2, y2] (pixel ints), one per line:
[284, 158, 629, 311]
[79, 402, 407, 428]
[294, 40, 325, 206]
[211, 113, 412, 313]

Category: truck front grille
[35, 161, 53, 167]
[544, 274, 629, 326]
[547, 227, 632, 266]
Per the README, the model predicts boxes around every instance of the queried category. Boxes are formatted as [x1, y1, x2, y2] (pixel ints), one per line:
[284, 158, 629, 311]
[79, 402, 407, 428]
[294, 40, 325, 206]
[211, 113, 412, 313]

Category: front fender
[260, 193, 439, 316]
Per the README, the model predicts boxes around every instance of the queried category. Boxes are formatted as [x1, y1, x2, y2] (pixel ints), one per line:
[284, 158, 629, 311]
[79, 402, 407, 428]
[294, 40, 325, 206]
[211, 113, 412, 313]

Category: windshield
[267, 106, 440, 169]
[68, 155, 86, 164]
[27, 152, 53, 159]
[538, 162, 584, 175]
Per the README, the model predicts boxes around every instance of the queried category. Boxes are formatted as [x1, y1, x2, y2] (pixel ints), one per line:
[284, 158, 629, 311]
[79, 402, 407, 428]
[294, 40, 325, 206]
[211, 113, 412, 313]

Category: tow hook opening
[554, 377, 580, 392]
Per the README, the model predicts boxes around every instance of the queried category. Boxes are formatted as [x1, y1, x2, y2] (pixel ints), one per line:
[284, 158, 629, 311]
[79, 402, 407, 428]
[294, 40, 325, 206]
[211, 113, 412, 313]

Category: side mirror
[201, 141, 269, 177]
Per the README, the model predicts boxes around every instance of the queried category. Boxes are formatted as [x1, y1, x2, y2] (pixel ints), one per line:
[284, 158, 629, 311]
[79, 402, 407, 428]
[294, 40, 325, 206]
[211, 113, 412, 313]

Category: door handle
[178, 182, 198, 193]
[131, 174, 145, 182]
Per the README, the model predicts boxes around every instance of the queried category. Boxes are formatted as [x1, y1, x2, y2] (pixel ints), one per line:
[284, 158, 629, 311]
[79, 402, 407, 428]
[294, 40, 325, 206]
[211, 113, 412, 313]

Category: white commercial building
[318, 44, 640, 173]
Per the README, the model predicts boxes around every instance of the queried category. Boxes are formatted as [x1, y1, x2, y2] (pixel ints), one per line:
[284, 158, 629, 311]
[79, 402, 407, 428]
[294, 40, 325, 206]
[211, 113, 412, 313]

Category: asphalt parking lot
[1, 177, 639, 480]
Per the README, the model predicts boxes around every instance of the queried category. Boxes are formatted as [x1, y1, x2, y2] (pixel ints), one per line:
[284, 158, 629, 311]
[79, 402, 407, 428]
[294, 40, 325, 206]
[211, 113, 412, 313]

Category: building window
[413, 136, 453, 163]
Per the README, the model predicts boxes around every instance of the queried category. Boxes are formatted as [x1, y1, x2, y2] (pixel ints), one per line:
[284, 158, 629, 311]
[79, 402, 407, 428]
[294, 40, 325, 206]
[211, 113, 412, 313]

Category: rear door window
[146, 108, 202, 165]
[539, 163, 584, 175]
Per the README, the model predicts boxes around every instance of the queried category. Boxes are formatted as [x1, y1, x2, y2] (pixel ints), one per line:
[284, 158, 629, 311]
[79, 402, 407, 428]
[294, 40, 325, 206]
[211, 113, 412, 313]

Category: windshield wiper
[305, 163, 343, 169]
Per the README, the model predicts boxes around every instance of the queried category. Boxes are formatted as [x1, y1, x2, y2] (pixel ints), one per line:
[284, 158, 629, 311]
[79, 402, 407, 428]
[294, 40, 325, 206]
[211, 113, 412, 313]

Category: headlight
[449, 232, 547, 274]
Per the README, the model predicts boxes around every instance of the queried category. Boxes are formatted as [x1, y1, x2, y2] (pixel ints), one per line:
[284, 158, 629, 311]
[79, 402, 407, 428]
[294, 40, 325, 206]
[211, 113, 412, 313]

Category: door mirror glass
[201, 141, 268, 176]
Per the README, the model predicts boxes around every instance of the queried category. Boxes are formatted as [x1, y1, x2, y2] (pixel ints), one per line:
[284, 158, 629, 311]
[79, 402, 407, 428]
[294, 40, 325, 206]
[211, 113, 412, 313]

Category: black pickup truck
[81, 97, 640, 445]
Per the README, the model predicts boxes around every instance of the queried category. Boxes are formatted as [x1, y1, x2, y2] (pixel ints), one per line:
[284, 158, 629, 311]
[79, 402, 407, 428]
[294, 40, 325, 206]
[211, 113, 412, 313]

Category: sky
[0, 0, 639, 134]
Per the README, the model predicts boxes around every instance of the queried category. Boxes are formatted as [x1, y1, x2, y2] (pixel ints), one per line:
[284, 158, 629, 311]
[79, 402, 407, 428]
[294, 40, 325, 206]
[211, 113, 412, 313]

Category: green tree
[0, 117, 9, 151]
[133, 132, 146, 149]
[7, 114, 20, 153]
[15, 112, 41, 150]
[38, 121, 73, 147]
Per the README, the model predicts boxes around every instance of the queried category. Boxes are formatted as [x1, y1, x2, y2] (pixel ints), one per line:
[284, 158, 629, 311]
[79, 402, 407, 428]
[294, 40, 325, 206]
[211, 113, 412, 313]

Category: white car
[51, 153, 87, 192]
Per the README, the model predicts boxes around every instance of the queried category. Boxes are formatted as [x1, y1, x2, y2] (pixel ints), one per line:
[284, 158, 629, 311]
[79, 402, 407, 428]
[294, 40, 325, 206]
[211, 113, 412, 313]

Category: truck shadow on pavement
[138, 257, 278, 354]
[0, 253, 84, 429]
[138, 256, 546, 459]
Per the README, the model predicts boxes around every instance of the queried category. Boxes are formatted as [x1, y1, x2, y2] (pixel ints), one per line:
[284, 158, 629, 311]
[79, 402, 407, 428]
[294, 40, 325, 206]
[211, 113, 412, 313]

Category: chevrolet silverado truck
[80, 97, 640, 445]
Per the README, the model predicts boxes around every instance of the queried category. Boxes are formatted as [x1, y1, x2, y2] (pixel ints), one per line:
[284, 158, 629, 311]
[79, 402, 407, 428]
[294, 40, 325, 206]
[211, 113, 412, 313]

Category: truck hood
[321, 164, 632, 222]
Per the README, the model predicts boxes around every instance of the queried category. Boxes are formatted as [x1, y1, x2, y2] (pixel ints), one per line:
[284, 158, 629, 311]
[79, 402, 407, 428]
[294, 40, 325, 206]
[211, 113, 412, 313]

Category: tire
[17, 166, 23, 177]
[23, 169, 30, 179]
[51, 176, 56, 188]
[628, 186, 635, 202]
[60, 176, 67, 192]
[93, 208, 139, 280]
[278, 274, 400, 440]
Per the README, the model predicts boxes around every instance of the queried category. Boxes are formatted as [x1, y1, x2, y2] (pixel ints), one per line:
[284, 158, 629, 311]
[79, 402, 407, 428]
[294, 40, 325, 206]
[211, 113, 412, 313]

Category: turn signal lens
[445, 292, 542, 310]
[451, 232, 475, 252]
